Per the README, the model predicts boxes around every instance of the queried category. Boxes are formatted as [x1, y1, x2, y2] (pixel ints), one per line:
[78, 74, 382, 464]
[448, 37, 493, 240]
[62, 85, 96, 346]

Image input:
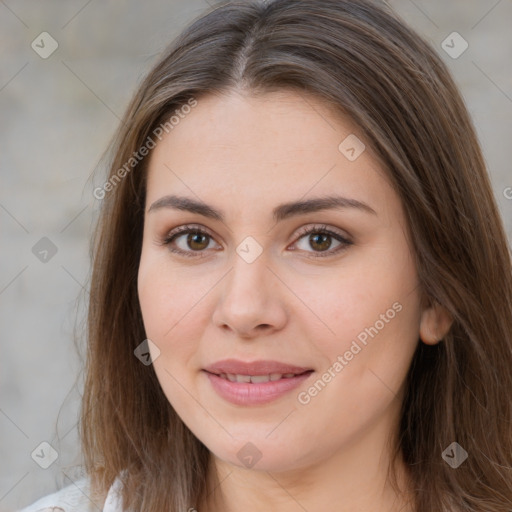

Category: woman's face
[137, 90, 427, 473]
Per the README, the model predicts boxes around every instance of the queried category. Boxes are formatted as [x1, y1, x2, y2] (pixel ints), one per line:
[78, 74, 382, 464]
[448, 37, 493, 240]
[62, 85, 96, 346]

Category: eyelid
[158, 223, 221, 258]
[292, 224, 352, 244]
[164, 223, 217, 241]
[288, 224, 353, 258]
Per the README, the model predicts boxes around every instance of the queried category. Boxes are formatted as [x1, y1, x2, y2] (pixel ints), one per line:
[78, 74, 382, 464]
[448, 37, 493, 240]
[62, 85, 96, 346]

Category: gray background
[1, 0, 511, 510]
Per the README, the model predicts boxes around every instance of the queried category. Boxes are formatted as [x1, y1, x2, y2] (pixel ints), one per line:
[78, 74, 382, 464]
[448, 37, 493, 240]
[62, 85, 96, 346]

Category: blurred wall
[1, 0, 511, 510]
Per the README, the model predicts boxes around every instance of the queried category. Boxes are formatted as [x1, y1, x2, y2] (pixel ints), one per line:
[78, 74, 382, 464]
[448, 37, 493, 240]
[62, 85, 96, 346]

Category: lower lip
[203, 370, 313, 406]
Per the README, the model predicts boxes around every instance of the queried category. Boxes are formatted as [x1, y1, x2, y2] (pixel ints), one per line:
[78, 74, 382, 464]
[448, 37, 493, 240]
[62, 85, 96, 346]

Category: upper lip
[203, 359, 313, 376]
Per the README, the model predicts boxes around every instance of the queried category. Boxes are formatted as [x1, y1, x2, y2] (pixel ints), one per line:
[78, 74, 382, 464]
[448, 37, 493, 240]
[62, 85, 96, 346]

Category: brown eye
[292, 225, 353, 258]
[308, 233, 333, 252]
[161, 223, 352, 259]
[161, 225, 220, 258]
[186, 232, 210, 251]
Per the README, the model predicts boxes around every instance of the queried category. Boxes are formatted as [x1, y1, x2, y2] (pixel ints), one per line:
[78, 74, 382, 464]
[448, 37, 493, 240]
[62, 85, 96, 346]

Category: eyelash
[159, 223, 353, 259]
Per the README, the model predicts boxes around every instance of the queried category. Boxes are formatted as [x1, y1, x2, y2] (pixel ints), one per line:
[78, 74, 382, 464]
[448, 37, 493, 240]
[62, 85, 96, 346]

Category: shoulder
[19, 474, 124, 512]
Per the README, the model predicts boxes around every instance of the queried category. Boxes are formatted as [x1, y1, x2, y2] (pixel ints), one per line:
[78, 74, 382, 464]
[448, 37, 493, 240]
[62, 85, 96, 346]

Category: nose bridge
[212, 243, 286, 336]
[226, 243, 272, 305]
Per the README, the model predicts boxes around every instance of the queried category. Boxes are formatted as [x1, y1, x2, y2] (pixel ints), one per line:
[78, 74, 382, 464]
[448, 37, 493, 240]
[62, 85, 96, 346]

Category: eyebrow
[147, 194, 377, 221]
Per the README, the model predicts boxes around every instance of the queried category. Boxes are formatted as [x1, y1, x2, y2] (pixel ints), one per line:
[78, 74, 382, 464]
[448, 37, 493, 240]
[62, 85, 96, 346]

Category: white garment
[18, 475, 123, 512]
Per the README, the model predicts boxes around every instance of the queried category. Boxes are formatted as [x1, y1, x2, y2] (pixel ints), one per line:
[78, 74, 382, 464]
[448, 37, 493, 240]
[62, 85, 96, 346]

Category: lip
[203, 359, 312, 376]
[202, 359, 314, 406]
[204, 371, 313, 405]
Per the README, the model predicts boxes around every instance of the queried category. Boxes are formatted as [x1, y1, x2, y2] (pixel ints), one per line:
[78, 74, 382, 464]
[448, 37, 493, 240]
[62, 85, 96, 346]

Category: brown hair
[80, 0, 512, 510]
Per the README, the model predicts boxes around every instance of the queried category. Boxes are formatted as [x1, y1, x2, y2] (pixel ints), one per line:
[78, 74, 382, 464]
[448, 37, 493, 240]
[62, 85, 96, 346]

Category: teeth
[250, 375, 271, 383]
[218, 373, 300, 383]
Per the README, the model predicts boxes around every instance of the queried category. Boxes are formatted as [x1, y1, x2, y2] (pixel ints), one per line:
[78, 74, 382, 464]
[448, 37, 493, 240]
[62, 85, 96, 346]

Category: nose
[212, 252, 288, 339]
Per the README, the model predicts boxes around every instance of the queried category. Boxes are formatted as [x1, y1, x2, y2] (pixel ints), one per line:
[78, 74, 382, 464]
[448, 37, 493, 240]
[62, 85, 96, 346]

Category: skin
[137, 89, 452, 512]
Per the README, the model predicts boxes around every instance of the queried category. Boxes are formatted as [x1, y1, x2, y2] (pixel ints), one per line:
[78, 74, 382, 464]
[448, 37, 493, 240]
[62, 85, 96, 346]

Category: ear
[419, 300, 453, 345]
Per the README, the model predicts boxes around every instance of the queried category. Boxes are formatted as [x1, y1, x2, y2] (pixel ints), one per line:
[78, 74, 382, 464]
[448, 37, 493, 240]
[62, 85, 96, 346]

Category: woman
[21, 0, 512, 511]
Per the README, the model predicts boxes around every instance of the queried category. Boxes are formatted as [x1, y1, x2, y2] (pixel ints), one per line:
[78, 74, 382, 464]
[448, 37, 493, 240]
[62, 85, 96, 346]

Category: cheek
[138, 260, 202, 410]
[292, 278, 421, 440]
[138, 268, 176, 340]
[293, 243, 421, 380]
[295, 263, 417, 342]
[137, 254, 216, 383]
[137, 252, 204, 341]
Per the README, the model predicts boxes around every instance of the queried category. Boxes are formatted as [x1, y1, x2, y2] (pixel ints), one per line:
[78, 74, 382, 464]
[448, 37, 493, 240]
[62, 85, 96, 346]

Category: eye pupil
[188, 232, 209, 250]
[310, 233, 331, 251]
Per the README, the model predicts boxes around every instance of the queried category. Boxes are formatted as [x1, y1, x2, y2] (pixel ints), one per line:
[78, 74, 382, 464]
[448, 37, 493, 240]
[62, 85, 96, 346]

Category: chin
[207, 438, 315, 473]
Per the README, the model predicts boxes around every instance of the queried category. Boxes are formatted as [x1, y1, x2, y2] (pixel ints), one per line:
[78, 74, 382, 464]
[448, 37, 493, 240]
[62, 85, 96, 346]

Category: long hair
[80, 1, 512, 510]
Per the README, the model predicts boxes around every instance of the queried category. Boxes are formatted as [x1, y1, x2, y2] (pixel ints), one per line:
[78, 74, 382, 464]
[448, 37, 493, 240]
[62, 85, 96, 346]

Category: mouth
[205, 370, 313, 383]
[203, 358, 313, 376]
[202, 359, 314, 405]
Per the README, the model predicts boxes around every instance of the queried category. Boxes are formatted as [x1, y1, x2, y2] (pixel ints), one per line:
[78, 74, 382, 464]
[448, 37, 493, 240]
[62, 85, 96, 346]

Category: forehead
[152, 89, 359, 156]
[144, 89, 396, 219]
